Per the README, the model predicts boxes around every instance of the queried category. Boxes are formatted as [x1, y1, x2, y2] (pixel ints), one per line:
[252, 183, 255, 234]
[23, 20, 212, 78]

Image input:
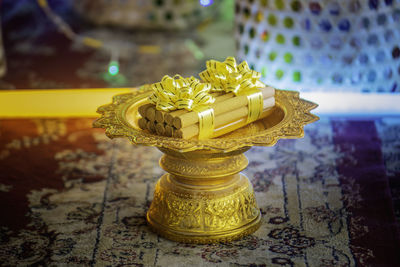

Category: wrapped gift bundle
[138, 57, 276, 139]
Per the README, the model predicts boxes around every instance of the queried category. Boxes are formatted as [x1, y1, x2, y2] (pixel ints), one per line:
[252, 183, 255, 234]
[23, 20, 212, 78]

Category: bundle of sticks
[138, 86, 275, 139]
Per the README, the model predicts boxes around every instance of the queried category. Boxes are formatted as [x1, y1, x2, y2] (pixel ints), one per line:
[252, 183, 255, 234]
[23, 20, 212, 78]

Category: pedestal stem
[146, 148, 261, 244]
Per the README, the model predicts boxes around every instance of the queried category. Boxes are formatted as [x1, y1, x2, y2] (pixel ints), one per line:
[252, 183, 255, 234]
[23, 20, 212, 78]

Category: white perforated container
[235, 0, 400, 93]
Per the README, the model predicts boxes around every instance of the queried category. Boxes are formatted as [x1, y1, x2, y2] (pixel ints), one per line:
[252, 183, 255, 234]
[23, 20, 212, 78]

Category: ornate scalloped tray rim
[93, 89, 319, 153]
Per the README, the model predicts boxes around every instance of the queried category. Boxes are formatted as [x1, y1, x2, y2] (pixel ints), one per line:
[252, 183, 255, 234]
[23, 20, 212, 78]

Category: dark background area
[0, 0, 234, 89]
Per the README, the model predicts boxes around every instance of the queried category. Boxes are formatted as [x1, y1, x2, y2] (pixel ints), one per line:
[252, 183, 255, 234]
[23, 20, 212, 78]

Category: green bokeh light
[108, 61, 119, 76]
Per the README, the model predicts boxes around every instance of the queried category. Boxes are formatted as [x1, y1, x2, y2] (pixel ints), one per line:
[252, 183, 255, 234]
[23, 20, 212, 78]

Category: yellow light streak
[0, 88, 135, 118]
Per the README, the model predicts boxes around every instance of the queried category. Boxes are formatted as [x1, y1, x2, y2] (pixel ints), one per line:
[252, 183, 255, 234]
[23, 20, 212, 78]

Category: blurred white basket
[73, 0, 219, 30]
[235, 0, 400, 93]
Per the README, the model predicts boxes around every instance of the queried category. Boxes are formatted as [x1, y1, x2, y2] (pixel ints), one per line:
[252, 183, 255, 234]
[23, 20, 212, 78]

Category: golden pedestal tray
[93, 89, 318, 244]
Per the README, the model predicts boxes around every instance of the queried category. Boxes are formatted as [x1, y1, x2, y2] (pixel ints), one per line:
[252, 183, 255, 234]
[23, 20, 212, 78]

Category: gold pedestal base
[146, 148, 261, 244]
[93, 89, 319, 244]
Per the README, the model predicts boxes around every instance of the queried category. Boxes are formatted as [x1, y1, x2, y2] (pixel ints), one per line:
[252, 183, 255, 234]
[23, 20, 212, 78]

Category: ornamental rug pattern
[0, 118, 399, 266]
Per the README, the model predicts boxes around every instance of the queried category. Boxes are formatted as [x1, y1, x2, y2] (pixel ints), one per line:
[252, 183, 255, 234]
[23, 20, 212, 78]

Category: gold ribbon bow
[200, 57, 265, 123]
[149, 75, 215, 112]
[148, 75, 215, 139]
[199, 57, 265, 95]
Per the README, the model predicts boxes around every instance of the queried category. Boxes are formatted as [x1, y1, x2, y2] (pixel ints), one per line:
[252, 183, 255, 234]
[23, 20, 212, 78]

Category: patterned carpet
[0, 117, 399, 266]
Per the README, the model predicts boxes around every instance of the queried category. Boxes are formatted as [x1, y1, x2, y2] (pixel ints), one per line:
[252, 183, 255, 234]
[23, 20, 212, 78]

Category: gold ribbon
[148, 75, 215, 112]
[199, 57, 265, 122]
[199, 57, 265, 95]
[196, 106, 215, 140]
[245, 89, 264, 123]
[148, 75, 215, 139]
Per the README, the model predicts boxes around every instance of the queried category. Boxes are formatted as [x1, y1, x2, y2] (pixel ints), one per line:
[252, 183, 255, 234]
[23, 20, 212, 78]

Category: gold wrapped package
[138, 57, 276, 139]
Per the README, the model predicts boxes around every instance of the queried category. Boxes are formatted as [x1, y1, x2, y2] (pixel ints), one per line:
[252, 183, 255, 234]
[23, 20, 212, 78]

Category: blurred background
[0, 0, 235, 89]
[0, 0, 399, 114]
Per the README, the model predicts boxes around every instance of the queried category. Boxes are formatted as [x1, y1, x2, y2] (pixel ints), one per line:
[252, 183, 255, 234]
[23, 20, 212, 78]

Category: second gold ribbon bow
[200, 57, 265, 123]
